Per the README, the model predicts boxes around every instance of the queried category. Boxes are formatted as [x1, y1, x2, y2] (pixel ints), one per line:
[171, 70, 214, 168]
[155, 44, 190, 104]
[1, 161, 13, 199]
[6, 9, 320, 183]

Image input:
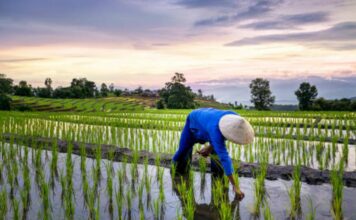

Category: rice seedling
[153, 197, 160, 220]
[0, 189, 8, 220]
[288, 164, 302, 218]
[115, 188, 123, 220]
[198, 156, 207, 174]
[126, 187, 132, 214]
[219, 201, 232, 220]
[87, 186, 97, 220]
[12, 198, 20, 220]
[330, 160, 344, 220]
[251, 161, 267, 216]
[39, 177, 51, 220]
[105, 162, 114, 217]
[263, 200, 274, 220]
[306, 197, 316, 220]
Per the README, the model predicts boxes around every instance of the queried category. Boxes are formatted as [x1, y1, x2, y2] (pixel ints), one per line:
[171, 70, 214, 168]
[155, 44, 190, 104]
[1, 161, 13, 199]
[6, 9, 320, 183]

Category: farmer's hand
[233, 186, 245, 201]
[197, 145, 213, 157]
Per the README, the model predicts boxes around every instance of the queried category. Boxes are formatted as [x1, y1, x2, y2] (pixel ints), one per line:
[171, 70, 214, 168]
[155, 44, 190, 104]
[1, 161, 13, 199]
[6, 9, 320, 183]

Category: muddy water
[1, 144, 356, 220]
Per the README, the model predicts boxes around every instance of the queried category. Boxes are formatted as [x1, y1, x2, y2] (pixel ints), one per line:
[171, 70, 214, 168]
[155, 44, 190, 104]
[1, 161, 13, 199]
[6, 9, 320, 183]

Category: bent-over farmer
[172, 108, 254, 200]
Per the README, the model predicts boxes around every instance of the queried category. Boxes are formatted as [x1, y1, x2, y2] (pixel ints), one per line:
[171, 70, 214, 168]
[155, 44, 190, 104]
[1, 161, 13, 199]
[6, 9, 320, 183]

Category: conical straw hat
[218, 114, 254, 145]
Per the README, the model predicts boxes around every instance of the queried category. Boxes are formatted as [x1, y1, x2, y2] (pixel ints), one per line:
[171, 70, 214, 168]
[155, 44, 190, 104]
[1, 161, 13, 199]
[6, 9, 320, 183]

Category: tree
[0, 74, 13, 94]
[36, 78, 53, 98]
[249, 78, 275, 110]
[114, 89, 122, 97]
[70, 78, 96, 98]
[109, 83, 115, 93]
[100, 83, 109, 97]
[197, 89, 203, 98]
[45, 78, 52, 89]
[0, 93, 12, 110]
[14, 81, 33, 97]
[158, 73, 195, 109]
[295, 82, 318, 110]
[53, 87, 73, 98]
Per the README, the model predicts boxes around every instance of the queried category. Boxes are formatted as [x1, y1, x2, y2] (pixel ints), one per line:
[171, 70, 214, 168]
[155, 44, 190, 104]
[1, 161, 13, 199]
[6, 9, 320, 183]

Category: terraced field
[0, 110, 355, 219]
[10, 96, 230, 112]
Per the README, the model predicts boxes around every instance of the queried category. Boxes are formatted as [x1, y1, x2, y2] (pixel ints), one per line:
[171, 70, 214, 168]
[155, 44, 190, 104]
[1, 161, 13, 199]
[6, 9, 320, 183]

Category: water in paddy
[1, 144, 356, 220]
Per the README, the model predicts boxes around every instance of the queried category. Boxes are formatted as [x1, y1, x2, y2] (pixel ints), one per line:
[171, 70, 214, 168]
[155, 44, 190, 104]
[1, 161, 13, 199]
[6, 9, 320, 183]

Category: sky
[1, 0, 356, 103]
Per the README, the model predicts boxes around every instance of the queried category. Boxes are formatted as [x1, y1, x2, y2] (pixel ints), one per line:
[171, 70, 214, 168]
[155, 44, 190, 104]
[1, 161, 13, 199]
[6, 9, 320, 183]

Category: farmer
[172, 108, 254, 200]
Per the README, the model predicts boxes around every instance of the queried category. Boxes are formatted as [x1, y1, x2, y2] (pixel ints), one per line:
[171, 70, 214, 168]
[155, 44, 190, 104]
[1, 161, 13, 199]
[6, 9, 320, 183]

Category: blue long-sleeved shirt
[172, 108, 237, 176]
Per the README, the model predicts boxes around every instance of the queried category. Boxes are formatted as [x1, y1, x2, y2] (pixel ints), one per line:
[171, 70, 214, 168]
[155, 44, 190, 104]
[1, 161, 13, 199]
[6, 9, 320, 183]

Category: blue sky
[0, 0, 355, 103]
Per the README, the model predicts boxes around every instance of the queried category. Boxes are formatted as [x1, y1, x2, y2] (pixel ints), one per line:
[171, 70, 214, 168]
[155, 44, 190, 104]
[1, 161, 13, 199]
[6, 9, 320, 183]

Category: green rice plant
[51, 140, 58, 180]
[12, 198, 19, 220]
[145, 171, 152, 204]
[158, 167, 165, 202]
[185, 187, 195, 220]
[153, 197, 160, 220]
[126, 187, 132, 213]
[288, 164, 302, 218]
[198, 157, 207, 174]
[342, 136, 349, 164]
[155, 154, 161, 179]
[171, 162, 177, 180]
[80, 143, 87, 174]
[139, 204, 144, 220]
[82, 173, 89, 205]
[330, 160, 344, 220]
[105, 162, 113, 216]
[115, 188, 123, 220]
[40, 177, 51, 220]
[306, 197, 316, 220]
[251, 161, 267, 216]
[212, 178, 224, 207]
[263, 200, 274, 220]
[95, 193, 100, 220]
[94, 144, 102, 178]
[87, 187, 97, 220]
[0, 189, 8, 220]
[20, 186, 30, 218]
[138, 179, 144, 206]
[219, 201, 232, 220]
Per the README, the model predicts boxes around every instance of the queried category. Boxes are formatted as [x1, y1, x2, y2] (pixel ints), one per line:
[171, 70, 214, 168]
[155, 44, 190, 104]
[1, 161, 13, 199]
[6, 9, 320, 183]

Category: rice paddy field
[0, 109, 355, 220]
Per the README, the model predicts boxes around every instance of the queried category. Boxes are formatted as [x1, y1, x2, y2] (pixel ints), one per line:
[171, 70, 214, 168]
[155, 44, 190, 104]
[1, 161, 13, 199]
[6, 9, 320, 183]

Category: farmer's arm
[209, 131, 234, 179]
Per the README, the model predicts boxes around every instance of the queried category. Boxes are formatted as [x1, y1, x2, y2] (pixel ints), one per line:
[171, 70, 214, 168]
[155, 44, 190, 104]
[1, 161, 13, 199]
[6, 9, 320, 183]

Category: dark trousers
[174, 147, 224, 178]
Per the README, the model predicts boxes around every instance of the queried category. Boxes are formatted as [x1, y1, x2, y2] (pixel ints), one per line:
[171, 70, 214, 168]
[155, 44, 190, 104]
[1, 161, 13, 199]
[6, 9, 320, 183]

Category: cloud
[0, 58, 48, 63]
[175, 0, 236, 8]
[226, 22, 356, 48]
[240, 11, 329, 30]
[194, 0, 283, 27]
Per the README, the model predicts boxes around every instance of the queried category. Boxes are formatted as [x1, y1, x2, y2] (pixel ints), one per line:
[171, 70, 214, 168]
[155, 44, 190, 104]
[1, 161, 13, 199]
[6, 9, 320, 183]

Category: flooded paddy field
[0, 110, 355, 219]
[1, 144, 356, 220]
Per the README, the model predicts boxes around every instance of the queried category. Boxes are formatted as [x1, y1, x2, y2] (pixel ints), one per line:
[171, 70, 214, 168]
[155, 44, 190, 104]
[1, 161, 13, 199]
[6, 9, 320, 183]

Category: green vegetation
[249, 78, 275, 110]
[0, 106, 354, 219]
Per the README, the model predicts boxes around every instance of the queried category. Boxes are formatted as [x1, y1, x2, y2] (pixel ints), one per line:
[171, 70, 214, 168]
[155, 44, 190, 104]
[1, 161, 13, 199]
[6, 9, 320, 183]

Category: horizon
[1, 0, 356, 104]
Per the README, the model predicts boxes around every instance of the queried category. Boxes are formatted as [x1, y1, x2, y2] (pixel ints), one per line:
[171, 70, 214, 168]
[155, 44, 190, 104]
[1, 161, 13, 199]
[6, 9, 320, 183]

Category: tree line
[249, 78, 356, 111]
[1, 73, 355, 111]
[0, 73, 216, 110]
